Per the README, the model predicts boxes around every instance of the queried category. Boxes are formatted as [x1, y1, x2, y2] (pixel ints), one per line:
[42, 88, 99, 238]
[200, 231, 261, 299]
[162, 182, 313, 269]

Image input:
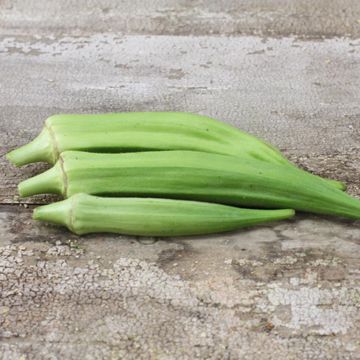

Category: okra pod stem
[6, 127, 57, 166]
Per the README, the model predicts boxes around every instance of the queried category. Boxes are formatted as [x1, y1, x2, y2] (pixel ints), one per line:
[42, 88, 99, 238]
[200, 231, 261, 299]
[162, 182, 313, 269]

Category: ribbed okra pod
[20, 150, 360, 219]
[6, 112, 344, 190]
[33, 193, 295, 236]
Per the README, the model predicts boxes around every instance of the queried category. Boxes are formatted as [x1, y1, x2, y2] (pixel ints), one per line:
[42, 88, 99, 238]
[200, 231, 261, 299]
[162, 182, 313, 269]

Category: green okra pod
[33, 193, 295, 236]
[6, 112, 344, 190]
[20, 150, 360, 219]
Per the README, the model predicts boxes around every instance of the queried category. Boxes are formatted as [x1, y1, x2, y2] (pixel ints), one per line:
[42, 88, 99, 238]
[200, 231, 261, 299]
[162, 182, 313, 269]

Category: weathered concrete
[1, 34, 360, 203]
[1, 208, 360, 359]
[1, 1, 360, 359]
[1, 0, 360, 38]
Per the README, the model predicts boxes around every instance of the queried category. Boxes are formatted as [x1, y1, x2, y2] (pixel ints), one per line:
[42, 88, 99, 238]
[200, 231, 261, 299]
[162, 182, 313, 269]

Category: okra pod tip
[327, 179, 346, 191]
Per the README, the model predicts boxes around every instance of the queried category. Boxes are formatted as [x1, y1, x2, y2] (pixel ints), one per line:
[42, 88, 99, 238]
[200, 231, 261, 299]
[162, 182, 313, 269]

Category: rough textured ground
[0, 1, 360, 359]
[1, 0, 360, 38]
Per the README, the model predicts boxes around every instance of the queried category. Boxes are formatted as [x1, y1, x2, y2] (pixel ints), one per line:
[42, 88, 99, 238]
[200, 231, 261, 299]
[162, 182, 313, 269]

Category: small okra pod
[33, 193, 295, 236]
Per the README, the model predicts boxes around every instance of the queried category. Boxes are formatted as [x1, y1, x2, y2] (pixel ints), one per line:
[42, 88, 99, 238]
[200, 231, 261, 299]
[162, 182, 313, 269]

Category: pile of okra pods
[7, 112, 359, 237]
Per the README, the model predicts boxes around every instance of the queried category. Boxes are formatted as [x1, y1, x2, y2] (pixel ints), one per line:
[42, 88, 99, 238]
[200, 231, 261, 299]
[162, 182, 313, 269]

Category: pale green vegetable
[33, 193, 295, 236]
[20, 150, 360, 219]
[6, 112, 344, 190]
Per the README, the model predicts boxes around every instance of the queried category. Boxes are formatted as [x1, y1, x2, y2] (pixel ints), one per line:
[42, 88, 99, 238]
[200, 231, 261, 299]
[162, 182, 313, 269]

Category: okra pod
[20, 150, 360, 219]
[33, 193, 295, 236]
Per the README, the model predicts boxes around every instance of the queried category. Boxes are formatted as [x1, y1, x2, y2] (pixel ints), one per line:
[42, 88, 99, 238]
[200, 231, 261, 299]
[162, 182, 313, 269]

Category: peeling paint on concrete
[264, 286, 358, 335]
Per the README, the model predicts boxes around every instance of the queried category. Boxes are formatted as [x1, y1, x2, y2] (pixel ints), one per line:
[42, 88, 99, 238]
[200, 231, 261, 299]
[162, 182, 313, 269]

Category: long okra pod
[20, 150, 360, 219]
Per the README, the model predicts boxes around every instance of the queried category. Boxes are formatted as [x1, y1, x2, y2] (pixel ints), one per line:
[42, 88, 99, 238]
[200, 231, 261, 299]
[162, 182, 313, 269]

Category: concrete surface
[1, 0, 360, 38]
[1, 1, 360, 359]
